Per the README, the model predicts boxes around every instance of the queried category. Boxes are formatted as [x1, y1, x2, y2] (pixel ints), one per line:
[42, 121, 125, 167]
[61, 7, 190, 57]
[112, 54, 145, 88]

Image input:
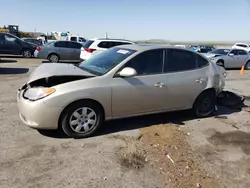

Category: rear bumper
[34, 50, 45, 59]
[80, 52, 92, 61]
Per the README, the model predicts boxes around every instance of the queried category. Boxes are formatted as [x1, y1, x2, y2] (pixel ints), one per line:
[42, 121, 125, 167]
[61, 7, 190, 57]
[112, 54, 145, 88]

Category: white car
[80, 38, 135, 61]
[232, 43, 250, 51]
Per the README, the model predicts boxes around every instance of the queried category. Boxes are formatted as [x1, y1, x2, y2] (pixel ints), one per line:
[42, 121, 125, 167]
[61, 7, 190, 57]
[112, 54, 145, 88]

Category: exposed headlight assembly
[23, 87, 56, 101]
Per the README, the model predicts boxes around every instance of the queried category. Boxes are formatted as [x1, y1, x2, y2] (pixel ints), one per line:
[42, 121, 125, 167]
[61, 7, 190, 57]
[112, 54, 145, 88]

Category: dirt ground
[0, 57, 250, 188]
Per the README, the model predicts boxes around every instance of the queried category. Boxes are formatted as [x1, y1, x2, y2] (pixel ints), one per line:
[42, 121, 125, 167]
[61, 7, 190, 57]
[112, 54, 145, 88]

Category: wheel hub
[69, 107, 97, 133]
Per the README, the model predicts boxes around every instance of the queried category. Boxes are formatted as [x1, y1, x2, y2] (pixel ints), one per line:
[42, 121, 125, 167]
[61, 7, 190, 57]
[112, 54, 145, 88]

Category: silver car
[204, 48, 250, 69]
[34, 40, 83, 63]
[17, 45, 225, 138]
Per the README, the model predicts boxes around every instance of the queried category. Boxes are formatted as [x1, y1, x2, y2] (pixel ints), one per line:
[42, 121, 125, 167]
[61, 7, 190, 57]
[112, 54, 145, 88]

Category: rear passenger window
[109, 42, 118, 48]
[196, 54, 209, 68]
[238, 50, 247, 55]
[68, 42, 82, 49]
[54, 41, 68, 48]
[164, 49, 197, 72]
[98, 42, 110, 48]
[70, 37, 77, 41]
[115, 42, 131, 46]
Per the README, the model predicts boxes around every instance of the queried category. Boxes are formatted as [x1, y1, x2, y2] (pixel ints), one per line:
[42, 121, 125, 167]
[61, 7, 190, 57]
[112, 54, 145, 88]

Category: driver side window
[124, 49, 164, 75]
[230, 50, 238, 55]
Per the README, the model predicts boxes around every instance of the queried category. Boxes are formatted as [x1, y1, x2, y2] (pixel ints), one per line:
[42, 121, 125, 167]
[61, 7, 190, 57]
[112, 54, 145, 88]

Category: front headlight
[23, 87, 56, 101]
[211, 58, 215, 62]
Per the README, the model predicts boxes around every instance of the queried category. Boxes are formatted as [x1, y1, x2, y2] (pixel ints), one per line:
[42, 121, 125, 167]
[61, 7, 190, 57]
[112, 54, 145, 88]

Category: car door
[0, 34, 5, 54]
[163, 49, 208, 110]
[2, 34, 22, 54]
[68, 42, 82, 60]
[54, 41, 71, 60]
[224, 49, 239, 68]
[111, 49, 168, 117]
[237, 50, 249, 68]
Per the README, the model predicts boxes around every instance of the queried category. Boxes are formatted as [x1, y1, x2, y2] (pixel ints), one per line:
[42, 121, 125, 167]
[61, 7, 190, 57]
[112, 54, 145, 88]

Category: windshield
[78, 47, 136, 76]
[209, 49, 230, 55]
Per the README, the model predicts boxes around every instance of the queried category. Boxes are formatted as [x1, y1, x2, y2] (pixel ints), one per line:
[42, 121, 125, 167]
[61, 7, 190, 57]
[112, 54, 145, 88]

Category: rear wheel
[22, 49, 32, 58]
[48, 54, 59, 63]
[61, 101, 104, 138]
[193, 90, 216, 118]
[245, 60, 250, 70]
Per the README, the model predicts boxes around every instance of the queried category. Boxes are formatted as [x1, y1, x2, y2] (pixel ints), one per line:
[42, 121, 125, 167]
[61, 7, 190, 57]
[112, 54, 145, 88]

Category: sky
[1, 0, 250, 41]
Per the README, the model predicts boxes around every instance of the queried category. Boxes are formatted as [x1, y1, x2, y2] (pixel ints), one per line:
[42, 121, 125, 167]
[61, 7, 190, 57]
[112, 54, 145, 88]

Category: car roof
[55, 40, 81, 43]
[235, 43, 248, 45]
[89, 38, 134, 43]
[118, 44, 197, 52]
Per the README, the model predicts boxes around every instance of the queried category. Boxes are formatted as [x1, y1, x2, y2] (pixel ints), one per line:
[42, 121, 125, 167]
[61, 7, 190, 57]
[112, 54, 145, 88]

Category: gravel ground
[0, 57, 250, 188]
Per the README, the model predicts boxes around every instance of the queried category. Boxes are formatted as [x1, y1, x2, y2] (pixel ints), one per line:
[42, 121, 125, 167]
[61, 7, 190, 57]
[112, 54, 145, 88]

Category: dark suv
[0, 33, 37, 58]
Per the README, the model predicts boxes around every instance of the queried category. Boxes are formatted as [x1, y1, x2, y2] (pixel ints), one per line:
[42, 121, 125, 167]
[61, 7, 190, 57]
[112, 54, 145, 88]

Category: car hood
[203, 53, 223, 58]
[27, 63, 94, 84]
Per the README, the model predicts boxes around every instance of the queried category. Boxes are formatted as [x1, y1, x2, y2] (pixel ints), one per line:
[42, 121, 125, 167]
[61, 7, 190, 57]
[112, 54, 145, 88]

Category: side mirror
[117, 67, 137, 77]
[228, 53, 234, 56]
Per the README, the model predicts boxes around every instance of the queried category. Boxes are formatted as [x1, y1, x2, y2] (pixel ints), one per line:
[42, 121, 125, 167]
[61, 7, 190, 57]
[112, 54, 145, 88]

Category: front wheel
[193, 90, 216, 118]
[48, 54, 59, 63]
[245, 61, 250, 70]
[22, 49, 32, 58]
[216, 60, 224, 68]
[61, 101, 104, 138]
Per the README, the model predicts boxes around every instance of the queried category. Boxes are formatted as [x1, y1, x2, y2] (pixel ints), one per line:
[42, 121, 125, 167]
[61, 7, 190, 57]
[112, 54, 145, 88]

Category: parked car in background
[198, 45, 215, 53]
[174, 44, 187, 48]
[34, 40, 83, 62]
[0, 33, 37, 58]
[22, 38, 43, 46]
[67, 36, 86, 43]
[232, 43, 250, 52]
[204, 48, 250, 69]
[80, 38, 135, 61]
[189, 45, 215, 53]
[204, 48, 231, 58]
[17, 45, 225, 138]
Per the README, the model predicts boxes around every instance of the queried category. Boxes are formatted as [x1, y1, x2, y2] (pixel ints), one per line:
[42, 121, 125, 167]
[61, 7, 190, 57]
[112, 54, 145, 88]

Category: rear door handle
[154, 82, 165, 88]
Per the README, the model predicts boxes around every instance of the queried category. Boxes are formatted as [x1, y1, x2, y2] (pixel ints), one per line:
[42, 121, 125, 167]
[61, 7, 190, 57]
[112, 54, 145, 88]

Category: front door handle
[154, 82, 165, 88]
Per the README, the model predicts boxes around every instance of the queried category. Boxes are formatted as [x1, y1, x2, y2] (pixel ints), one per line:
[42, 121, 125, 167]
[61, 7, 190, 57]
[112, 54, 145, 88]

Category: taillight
[84, 48, 96, 53]
[36, 46, 41, 51]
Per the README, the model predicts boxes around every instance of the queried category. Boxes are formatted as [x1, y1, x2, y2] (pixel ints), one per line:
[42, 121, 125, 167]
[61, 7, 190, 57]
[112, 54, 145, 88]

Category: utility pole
[105, 32, 108, 39]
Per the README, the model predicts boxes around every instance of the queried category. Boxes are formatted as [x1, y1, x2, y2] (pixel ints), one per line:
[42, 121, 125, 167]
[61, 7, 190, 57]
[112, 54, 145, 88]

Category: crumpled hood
[27, 63, 94, 84]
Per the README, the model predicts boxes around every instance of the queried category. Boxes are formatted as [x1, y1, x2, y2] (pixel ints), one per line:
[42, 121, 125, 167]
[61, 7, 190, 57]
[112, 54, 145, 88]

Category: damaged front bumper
[17, 89, 63, 130]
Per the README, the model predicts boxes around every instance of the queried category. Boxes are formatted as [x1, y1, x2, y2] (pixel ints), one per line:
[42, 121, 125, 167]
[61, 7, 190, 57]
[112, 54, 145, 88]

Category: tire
[61, 101, 104, 138]
[48, 54, 59, 63]
[22, 49, 32, 58]
[245, 60, 250, 70]
[193, 90, 216, 118]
